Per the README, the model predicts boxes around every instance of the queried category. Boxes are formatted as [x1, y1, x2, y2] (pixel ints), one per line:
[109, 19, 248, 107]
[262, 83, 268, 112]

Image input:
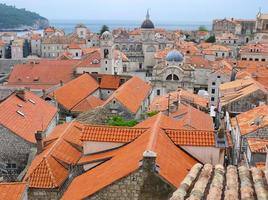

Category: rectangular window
[212, 82, 216, 86]
[211, 89, 215, 94]
[157, 89, 161, 96]
[211, 97, 215, 101]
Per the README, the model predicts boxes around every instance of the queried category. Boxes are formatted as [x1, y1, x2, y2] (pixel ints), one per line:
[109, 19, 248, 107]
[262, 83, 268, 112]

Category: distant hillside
[0, 3, 49, 30]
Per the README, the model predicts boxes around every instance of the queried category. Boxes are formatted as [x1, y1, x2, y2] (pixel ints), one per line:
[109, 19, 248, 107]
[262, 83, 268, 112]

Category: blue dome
[166, 50, 184, 62]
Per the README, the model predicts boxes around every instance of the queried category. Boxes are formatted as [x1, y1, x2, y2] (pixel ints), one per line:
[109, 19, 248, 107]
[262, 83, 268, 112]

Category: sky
[2, 0, 268, 22]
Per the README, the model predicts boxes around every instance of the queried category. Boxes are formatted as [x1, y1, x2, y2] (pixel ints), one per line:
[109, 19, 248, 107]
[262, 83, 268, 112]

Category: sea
[15, 19, 212, 36]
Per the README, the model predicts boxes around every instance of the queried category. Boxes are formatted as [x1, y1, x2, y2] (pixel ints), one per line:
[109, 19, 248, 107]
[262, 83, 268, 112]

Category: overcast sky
[2, 0, 268, 21]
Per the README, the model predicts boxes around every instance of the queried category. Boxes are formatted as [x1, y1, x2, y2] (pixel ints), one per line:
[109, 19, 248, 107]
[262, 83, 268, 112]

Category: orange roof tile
[233, 105, 268, 136]
[0, 91, 57, 143]
[104, 76, 151, 113]
[51, 74, 99, 111]
[78, 148, 120, 165]
[0, 182, 27, 200]
[67, 44, 81, 49]
[247, 138, 268, 153]
[72, 95, 104, 113]
[113, 50, 129, 62]
[99, 74, 122, 89]
[149, 90, 208, 112]
[81, 125, 147, 142]
[44, 27, 55, 33]
[165, 129, 215, 146]
[0, 40, 5, 46]
[76, 50, 100, 68]
[62, 113, 197, 199]
[7, 60, 79, 90]
[24, 122, 83, 189]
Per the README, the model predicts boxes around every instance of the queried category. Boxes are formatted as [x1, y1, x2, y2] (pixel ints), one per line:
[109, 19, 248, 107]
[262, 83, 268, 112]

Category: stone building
[254, 12, 268, 41]
[11, 39, 24, 59]
[0, 40, 6, 59]
[0, 90, 57, 180]
[62, 113, 198, 200]
[230, 105, 268, 164]
[212, 18, 255, 43]
[240, 42, 268, 62]
[30, 34, 41, 56]
[219, 77, 268, 114]
[103, 76, 152, 120]
[246, 138, 268, 167]
[24, 122, 83, 200]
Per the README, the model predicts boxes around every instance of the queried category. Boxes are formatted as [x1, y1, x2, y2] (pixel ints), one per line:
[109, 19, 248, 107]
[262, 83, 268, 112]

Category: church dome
[101, 31, 112, 40]
[141, 10, 155, 29]
[166, 50, 184, 62]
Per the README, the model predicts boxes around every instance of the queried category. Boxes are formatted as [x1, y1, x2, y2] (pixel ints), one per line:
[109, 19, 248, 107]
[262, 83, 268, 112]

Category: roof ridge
[44, 157, 58, 187]
[44, 122, 74, 158]
[146, 113, 162, 151]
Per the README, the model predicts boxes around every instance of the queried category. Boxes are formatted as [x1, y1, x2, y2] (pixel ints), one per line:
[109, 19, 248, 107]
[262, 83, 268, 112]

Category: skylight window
[28, 99, 36, 104]
[16, 110, 25, 117]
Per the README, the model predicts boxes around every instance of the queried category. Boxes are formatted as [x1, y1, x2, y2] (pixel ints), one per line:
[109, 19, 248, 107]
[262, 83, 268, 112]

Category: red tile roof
[104, 76, 151, 113]
[62, 113, 197, 199]
[81, 125, 146, 142]
[173, 105, 214, 131]
[99, 74, 122, 89]
[149, 90, 208, 112]
[0, 90, 57, 143]
[7, 60, 79, 90]
[24, 122, 83, 188]
[165, 129, 215, 146]
[76, 50, 101, 68]
[247, 138, 268, 153]
[51, 74, 99, 111]
[232, 105, 268, 136]
[0, 182, 27, 200]
[71, 95, 104, 113]
[67, 44, 81, 49]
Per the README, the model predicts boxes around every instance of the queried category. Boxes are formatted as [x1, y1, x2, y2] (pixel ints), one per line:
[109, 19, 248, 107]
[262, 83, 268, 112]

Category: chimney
[35, 131, 44, 154]
[16, 89, 26, 101]
[60, 80, 63, 86]
[142, 150, 157, 172]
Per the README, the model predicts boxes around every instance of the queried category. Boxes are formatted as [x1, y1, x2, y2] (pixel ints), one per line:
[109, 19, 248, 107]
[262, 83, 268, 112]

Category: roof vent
[16, 110, 25, 117]
[17, 104, 22, 108]
[16, 89, 26, 101]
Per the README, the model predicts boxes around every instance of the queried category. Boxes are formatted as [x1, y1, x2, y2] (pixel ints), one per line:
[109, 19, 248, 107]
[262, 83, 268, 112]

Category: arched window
[173, 74, 179, 80]
[166, 74, 173, 80]
[146, 46, 156, 52]
[104, 49, 109, 58]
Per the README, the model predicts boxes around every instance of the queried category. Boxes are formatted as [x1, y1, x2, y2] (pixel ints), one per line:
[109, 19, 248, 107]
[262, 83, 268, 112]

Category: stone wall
[0, 125, 34, 181]
[87, 168, 175, 200]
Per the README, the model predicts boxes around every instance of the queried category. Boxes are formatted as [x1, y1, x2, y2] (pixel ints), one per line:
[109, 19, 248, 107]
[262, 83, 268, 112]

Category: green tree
[100, 25, 109, 35]
[108, 116, 138, 127]
[198, 26, 208, 32]
[206, 35, 216, 43]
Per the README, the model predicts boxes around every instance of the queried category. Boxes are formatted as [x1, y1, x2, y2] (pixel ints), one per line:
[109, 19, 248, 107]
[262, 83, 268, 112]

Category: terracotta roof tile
[67, 44, 81, 49]
[0, 91, 57, 143]
[232, 105, 268, 136]
[7, 60, 79, 90]
[62, 113, 197, 199]
[76, 50, 101, 68]
[51, 74, 99, 111]
[71, 95, 104, 113]
[104, 76, 151, 113]
[0, 182, 27, 200]
[247, 138, 268, 153]
[24, 122, 83, 188]
[165, 129, 215, 146]
[99, 74, 122, 89]
[81, 125, 147, 142]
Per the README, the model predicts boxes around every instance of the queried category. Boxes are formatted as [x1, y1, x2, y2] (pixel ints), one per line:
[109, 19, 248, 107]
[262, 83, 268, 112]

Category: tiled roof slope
[62, 113, 197, 200]
[219, 77, 267, 106]
[51, 74, 100, 111]
[149, 90, 208, 111]
[0, 182, 27, 200]
[99, 74, 123, 89]
[7, 60, 79, 90]
[247, 138, 268, 153]
[172, 105, 214, 131]
[170, 164, 268, 200]
[81, 125, 147, 142]
[165, 129, 215, 147]
[232, 105, 268, 136]
[104, 76, 151, 113]
[24, 122, 83, 188]
[71, 95, 104, 113]
[0, 91, 57, 143]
